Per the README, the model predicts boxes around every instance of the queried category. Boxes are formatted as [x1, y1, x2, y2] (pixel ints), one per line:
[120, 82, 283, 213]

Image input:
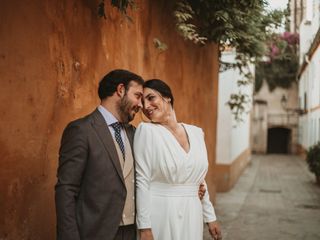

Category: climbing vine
[255, 32, 299, 92]
[98, 0, 136, 21]
[172, 0, 285, 122]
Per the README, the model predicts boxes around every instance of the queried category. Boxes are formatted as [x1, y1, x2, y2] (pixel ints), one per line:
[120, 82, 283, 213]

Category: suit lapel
[91, 109, 125, 186]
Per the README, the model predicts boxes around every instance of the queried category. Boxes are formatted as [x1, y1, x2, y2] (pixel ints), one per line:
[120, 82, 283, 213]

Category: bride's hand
[207, 221, 222, 240]
[139, 228, 154, 240]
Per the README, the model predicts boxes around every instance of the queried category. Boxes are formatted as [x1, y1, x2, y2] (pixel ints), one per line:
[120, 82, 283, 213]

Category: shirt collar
[98, 105, 119, 126]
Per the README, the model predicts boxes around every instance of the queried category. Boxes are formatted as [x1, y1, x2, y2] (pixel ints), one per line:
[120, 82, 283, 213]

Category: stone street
[204, 154, 320, 240]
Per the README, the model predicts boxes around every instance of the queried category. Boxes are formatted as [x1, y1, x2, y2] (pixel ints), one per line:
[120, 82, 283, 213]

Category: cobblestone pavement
[204, 154, 320, 240]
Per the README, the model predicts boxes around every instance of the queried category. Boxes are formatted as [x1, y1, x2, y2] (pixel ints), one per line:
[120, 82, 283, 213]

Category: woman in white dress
[134, 79, 222, 240]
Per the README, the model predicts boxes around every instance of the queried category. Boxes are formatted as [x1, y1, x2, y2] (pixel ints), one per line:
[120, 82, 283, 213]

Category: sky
[267, 0, 288, 10]
[266, 0, 289, 32]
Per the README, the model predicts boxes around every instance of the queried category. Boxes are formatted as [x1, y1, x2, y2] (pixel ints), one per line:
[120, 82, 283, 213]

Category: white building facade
[297, 0, 320, 150]
[215, 49, 253, 191]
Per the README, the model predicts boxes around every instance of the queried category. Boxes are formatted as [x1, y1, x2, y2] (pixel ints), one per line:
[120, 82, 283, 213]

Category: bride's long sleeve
[200, 129, 217, 223]
[201, 181, 217, 223]
[133, 123, 153, 229]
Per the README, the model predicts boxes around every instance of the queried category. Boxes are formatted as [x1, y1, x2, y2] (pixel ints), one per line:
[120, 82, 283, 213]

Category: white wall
[216, 50, 253, 164]
[299, 111, 320, 148]
[298, 3, 320, 149]
[299, 0, 320, 63]
[298, 47, 320, 148]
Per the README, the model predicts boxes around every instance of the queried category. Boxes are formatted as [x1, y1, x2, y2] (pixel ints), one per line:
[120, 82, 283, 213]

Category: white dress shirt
[97, 105, 125, 144]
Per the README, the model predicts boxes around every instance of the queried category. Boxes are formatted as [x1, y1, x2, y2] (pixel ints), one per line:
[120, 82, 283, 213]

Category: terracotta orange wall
[0, 0, 219, 239]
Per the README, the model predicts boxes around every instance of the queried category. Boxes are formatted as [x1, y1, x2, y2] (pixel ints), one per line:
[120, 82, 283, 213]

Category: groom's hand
[198, 182, 206, 200]
[140, 228, 154, 240]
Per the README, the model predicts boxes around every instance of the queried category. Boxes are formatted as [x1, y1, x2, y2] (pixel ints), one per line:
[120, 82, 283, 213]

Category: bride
[134, 79, 222, 240]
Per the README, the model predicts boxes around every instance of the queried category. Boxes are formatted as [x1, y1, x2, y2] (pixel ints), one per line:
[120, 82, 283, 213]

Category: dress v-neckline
[159, 123, 191, 155]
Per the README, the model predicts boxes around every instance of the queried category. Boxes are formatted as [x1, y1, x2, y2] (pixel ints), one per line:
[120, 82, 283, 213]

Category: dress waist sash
[150, 182, 198, 197]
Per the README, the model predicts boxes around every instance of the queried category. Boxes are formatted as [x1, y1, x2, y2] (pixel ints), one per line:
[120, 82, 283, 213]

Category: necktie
[111, 122, 125, 160]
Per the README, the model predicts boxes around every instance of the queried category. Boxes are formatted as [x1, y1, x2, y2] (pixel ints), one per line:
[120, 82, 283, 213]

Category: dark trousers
[114, 224, 136, 240]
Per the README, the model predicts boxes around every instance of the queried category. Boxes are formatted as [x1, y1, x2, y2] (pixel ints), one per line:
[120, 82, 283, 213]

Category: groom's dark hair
[98, 69, 144, 100]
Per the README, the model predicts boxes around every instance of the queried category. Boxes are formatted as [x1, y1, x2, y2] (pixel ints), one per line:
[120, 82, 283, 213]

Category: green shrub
[306, 142, 320, 177]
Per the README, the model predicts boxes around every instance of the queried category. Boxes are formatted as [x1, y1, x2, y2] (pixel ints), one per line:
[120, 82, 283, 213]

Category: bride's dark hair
[143, 79, 174, 107]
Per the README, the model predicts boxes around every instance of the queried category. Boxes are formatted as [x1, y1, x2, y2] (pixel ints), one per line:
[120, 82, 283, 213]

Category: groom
[55, 69, 144, 240]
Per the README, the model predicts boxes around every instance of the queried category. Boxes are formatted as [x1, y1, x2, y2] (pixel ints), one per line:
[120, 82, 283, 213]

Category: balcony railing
[268, 113, 299, 126]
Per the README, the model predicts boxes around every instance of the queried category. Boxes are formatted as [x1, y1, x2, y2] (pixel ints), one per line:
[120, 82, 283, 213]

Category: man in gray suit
[55, 69, 144, 240]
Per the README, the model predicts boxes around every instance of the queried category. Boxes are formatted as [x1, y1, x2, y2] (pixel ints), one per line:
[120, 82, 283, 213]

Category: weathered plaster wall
[0, 0, 219, 239]
[252, 81, 299, 154]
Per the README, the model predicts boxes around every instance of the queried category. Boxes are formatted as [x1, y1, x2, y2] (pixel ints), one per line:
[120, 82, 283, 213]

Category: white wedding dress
[134, 122, 216, 240]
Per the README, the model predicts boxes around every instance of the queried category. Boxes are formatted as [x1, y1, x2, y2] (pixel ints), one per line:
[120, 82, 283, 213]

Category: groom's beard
[117, 94, 139, 123]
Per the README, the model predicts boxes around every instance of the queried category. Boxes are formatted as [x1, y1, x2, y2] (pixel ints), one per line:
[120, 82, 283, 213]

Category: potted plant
[306, 142, 320, 185]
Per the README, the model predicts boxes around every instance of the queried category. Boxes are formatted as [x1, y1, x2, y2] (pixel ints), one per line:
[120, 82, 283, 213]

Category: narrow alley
[204, 155, 320, 240]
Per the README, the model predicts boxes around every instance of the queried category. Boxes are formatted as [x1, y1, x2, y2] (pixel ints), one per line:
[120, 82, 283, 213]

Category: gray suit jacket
[55, 109, 135, 240]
